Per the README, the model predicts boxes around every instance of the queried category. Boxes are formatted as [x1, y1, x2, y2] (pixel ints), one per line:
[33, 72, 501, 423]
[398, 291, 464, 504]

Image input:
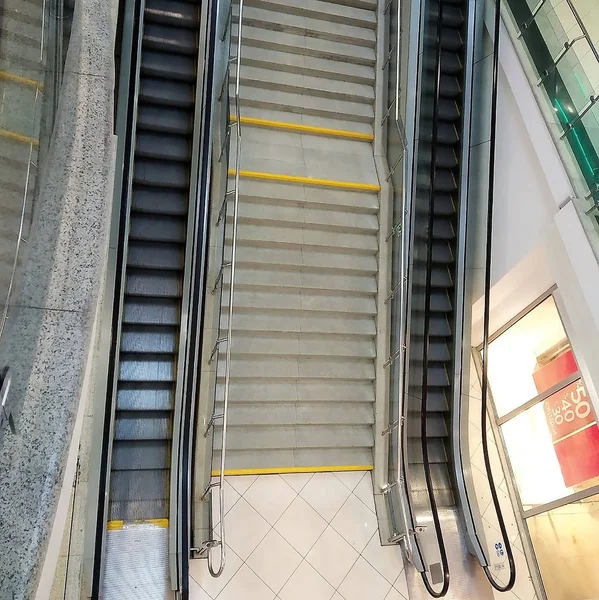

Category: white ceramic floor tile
[224, 497, 270, 560]
[217, 564, 276, 600]
[189, 545, 243, 599]
[353, 472, 376, 513]
[189, 577, 212, 600]
[332, 470, 366, 492]
[280, 472, 314, 493]
[362, 531, 405, 584]
[212, 479, 241, 526]
[331, 495, 378, 552]
[306, 525, 359, 588]
[226, 474, 258, 496]
[247, 528, 302, 594]
[279, 561, 335, 600]
[393, 570, 409, 599]
[331, 594, 345, 600]
[274, 496, 327, 556]
[245, 475, 297, 525]
[384, 586, 407, 600]
[300, 472, 352, 522]
[338, 556, 392, 600]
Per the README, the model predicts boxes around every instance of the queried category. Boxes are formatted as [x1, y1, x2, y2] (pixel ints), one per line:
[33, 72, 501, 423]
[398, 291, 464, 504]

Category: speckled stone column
[0, 0, 116, 594]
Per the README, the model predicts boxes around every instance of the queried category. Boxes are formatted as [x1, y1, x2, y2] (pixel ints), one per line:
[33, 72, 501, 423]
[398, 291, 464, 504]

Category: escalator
[89, 0, 207, 596]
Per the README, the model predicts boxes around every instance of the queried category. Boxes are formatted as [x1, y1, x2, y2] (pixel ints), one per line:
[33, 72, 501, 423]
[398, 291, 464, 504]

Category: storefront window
[527, 494, 599, 600]
[487, 296, 570, 417]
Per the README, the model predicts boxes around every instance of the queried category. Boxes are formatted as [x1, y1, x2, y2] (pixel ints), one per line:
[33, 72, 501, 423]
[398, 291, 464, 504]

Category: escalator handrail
[479, 0, 516, 592]
[418, 0, 450, 596]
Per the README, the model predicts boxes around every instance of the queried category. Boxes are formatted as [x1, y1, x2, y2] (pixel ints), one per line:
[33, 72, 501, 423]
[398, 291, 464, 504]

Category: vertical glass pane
[527, 494, 599, 600]
[501, 379, 599, 509]
[488, 296, 570, 417]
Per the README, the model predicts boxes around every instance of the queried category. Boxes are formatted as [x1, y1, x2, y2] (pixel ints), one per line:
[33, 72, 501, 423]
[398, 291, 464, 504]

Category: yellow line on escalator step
[212, 465, 374, 476]
[0, 70, 42, 89]
[230, 115, 374, 141]
[228, 169, 380, 192]
[106, 518, 169, 530]
[0, 128, 39, 146]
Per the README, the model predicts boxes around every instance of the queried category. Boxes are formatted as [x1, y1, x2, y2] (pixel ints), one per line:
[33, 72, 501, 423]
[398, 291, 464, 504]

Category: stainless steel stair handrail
[203, 0, 244, 578]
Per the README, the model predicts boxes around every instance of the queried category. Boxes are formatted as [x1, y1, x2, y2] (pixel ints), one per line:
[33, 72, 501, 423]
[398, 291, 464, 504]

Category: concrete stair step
[229, 198, 378, 234]
[224, 244, 378, 275]
[0, 8, 42, 47]
[236, 83, 374, 123]
[244, 0, 376, 30]
[220, 288, 376, 316]
[232, 64, 374, 104]
[220, 266, 376, 296]
[214, 401, 374, 426]
[240, 45, 375, 86]
[234, 6, 376, 49]
[214, 447, 373, 470]
[221, 311, 376, 336]
[214, 424, 374, 450]
[233, 25, 375, 67]
[214, 380, 375, 403]
[237, 179, 378, 213]
[217, 356, 376, 380]
[224, 222, 378, 254]
[217, 331, 375, 358]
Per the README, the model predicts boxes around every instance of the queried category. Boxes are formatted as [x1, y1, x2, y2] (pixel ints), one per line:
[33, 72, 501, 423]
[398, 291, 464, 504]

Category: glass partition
[504, 0, 599, 241]
[0, 0, 73, 335]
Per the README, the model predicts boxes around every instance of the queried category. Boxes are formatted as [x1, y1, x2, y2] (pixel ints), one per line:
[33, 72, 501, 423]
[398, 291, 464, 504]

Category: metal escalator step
[112, 440, 171, 470]
[431, 266, 453, 288]
[439, 74, 461, 98]
[432, 242, 453, 264]
[425, 50, 462, 75]
[144, 0, 199, 28]
[434, 193, 455, 216]
[429, 316, 451, 338]
[140, 76, 194, 108]
[434, 169, 457, 193]
[409, 464, 454, 507]
[109, 470, 169, 520]
[132, 186, 188, 216]
[121, 324, 179, 353]
[433, 217, 454, 239]
[128, 240, 184, 270]
[141, 50, 196, 82]
[135, 158, 190, 188]
[114, 410, 173, 440]
[123, 297, 181, 326]
[119, 353, 176, 383]
[408, 437, 447, 463]
[136, 132, 191, 162]
[143, 23, 198, 55]
[138, 103, 193, 134]
[130, 212, 187, 243]
[407, 413, 448, 437]
[438, 123, 459, 145]
[438, 98, 460, 122]
[118, 381, 174, 411]
[428, 339, 450, 362]
[126, 268, 182, 297]
[429, 290, 452, 313]
[427, 364, 450, 388]
[441, 29, 463, 52]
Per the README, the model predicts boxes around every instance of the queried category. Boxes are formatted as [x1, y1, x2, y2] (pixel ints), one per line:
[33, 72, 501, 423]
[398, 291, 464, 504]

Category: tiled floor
[189, 471, 409, 600]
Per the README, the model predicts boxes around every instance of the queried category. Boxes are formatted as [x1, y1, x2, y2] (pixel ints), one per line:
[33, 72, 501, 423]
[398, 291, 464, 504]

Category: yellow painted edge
[231, 115, 374, 142]
[212, 465, 374, 476]
[106, 518, 168, 530]
[0, 70, 42, 89]
[229, 169, 380, 192]
[0, 128, 39, 146]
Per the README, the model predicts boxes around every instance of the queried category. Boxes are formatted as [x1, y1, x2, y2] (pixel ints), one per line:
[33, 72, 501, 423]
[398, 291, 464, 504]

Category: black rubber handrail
[419, 0, 450, 596]
[479, 0, 516, 592]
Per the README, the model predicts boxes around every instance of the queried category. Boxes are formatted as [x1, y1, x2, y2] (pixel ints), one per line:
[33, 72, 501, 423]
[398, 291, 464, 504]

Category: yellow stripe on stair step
[0, 70, 43, 89]
[231, 115, 374, 142]
[212, 465, 374, 477]
[228, 169, 380, 192]
[106, 518, 169, 530]
[0, 128, 39, 146]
